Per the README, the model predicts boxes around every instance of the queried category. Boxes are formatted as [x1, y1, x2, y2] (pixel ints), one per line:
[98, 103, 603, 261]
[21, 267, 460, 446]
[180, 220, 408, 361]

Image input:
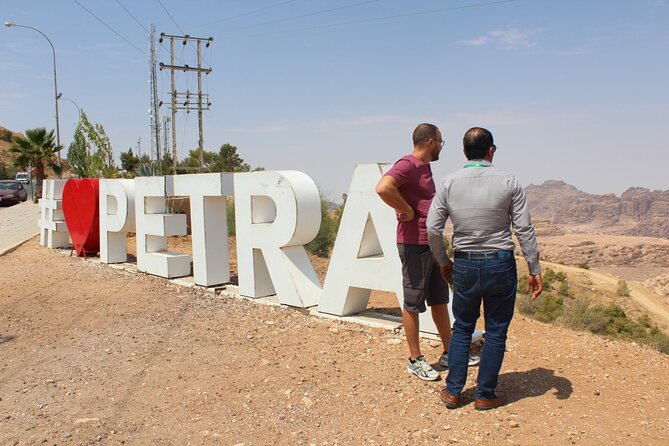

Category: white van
[15, 172, 30, 184]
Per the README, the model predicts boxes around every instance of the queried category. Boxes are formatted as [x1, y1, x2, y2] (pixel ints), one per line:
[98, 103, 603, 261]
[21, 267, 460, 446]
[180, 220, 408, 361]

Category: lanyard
[464, 163, 490, 168]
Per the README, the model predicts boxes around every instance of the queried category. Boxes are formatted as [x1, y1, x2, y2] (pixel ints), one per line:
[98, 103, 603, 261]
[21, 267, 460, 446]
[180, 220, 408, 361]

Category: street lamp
[4, 21, 62, 167]
[59, 95, 87, 156]
[59, 95, 81, 120]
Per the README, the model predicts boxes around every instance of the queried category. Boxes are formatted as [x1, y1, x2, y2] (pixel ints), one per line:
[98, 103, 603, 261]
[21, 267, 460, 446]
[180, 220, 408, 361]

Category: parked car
[0, 180, 28, 205]
[15, 172, 30, 184]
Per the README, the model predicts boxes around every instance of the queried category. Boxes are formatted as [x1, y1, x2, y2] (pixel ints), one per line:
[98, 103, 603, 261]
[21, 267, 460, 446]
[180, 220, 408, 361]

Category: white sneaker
[438, 352, 481, 368]
[407, 355, 440, 381]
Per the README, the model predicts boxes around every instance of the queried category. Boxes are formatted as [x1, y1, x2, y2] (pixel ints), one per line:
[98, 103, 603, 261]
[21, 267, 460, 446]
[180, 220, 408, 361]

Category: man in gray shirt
[426, 127, 543, 411]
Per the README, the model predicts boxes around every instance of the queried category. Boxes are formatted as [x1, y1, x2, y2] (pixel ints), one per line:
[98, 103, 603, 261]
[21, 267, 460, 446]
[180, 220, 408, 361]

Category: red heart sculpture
[62, 178, 100, 257]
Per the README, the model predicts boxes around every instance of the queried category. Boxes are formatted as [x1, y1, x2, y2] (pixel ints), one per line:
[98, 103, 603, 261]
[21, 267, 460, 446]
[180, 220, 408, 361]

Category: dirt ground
[2, 239, 669, 445]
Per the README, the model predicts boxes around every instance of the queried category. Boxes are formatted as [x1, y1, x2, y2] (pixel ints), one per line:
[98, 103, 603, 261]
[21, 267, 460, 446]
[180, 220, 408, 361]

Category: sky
[1, 0, 668, 201]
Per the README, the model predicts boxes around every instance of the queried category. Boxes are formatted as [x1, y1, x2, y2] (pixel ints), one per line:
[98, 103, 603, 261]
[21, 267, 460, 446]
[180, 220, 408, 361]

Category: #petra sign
[39, 164, 445, 334]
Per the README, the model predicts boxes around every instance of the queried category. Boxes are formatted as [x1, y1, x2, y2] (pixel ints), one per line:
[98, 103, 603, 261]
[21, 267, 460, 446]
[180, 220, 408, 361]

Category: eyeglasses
[430, 138, 445, 148]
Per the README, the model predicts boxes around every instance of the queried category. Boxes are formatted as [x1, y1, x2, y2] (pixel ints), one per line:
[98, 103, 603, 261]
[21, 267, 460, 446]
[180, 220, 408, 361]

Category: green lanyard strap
[464, 163, 490, 168]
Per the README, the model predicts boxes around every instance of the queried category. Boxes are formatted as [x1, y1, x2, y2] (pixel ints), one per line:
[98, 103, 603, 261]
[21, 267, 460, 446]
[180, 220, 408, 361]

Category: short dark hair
[463, 127, 494, 159]
[412, 123, 439, 146]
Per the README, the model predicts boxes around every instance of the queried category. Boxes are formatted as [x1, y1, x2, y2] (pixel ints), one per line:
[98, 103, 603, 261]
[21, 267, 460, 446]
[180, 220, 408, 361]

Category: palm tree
[9, 127, 62, 201]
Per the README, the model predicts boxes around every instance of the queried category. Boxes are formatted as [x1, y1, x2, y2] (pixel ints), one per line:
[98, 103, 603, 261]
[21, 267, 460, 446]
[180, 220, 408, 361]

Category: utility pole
[162, 116, 172, 172]
[159, 33, 213, 172]
[149, 24, 161, 162]
[137, 137, 141, 158]
[170, 35, 177, 172]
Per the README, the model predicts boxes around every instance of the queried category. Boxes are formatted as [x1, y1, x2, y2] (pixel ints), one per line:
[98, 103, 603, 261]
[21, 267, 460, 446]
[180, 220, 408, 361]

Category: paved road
[0, 201, 40, 256]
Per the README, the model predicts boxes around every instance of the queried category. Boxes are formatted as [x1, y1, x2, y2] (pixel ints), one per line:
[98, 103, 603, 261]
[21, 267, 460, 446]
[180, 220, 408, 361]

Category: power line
[113, 0, 149, 34]
[205, 0, 299, 25]
[72, 0, 148, 56]
[248, 0, 518, 37]
[157, 0, 186, 35]
[222, 0, 385, 33]
[156, 1, 211, 66]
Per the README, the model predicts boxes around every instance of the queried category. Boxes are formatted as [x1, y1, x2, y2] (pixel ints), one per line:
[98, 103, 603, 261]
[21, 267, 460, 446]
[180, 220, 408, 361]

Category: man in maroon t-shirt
[375, 123, 453, 381]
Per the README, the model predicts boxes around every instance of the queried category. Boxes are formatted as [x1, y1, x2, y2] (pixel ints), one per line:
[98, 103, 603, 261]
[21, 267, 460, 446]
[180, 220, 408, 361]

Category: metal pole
[4, 22, 61, 171]
[59, 96, 82, 155]
[171, 37, 177, 174]
[197, 39, 204, 172]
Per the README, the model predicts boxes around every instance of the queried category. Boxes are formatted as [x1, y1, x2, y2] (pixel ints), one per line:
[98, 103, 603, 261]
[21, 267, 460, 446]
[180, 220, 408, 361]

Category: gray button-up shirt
[426, 159, 542, 275]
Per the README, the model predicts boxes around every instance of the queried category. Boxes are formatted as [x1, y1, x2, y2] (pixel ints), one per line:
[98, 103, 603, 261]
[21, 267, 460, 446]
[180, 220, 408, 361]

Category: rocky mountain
[526, 180, 669, 239]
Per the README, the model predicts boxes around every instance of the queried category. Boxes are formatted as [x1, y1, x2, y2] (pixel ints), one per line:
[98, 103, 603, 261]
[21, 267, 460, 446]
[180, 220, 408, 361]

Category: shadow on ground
[455, 367, 572, 406]
[0, 335, 16, 345]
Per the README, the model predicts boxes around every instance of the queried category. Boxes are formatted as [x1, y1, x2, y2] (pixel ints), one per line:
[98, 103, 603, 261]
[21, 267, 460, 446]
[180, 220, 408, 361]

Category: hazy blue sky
[2, 0, 668, 200]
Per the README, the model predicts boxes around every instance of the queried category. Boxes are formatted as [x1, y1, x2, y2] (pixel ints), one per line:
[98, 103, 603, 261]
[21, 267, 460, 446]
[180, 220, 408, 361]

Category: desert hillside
[526, 180, 669, 238]
[0, 125, 22, 167]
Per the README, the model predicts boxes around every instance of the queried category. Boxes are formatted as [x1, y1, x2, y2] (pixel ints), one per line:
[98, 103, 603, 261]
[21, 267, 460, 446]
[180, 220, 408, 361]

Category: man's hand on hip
[527, 274, 543, 301]
[399, 207, 415, 222]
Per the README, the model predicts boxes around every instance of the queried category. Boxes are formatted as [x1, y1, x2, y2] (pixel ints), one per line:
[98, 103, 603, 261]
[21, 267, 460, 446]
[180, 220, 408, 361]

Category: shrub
[616, 280, 631, 297]
[516, 293, 535, 316]
[563, 297, 591, 330]
[516, 293, 563, 323]
[551, 298, 669, 356]
[578, 262, 590, 270]
[543, 267, 556, 290]
[558, 280, 571, 297]
[648, 329, 669, 355]
[638, 314, 652, 328]
[306, 196, 337, 258]
[534, 294, 564, 323]
[0, 128, 12, 142]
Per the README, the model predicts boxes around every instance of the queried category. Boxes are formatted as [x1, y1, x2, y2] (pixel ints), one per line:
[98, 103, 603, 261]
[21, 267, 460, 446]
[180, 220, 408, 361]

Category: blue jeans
[446, 255, 517, 400]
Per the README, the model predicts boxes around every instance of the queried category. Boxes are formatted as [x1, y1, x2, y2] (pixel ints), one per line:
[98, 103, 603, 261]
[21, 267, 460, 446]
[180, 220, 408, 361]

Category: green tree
[67, 111, 118, 178]
[158, 152, 174, 176]
[119, 148, 139, 173]
[9, 127, 62, 200]
[306, 196, 337, 258]
[67, 126, 94, 178]
[180, 149, 219, 172]
[214, 143, 251, 172]
[179, 144, 261, 173]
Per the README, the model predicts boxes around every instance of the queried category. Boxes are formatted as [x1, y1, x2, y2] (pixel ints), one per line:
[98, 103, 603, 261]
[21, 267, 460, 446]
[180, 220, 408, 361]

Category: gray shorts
[397, 243, 450, 313]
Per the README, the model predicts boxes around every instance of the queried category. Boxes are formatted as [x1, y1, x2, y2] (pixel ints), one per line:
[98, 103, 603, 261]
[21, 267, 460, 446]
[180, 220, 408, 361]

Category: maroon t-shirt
[385, 154, 436, 245]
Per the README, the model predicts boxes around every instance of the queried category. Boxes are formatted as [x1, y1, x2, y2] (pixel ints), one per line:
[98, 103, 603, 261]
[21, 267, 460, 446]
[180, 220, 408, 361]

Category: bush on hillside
[558, 280, 571, 297]
[617, 280, 631, 297]
[0, 128, 13, 142]
[516, 293, 564, 323]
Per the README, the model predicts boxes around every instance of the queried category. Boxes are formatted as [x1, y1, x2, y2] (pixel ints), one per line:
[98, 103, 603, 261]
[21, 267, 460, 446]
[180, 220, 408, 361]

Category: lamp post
[4, 22, 62, 166]
[59, 95, 87, 156]
[59, 95, 81, 120]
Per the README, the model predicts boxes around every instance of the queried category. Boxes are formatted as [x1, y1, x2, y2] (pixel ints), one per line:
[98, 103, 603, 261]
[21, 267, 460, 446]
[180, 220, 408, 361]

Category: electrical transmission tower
[159, 32, 213, 173]
[149, 24, 162, 162]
